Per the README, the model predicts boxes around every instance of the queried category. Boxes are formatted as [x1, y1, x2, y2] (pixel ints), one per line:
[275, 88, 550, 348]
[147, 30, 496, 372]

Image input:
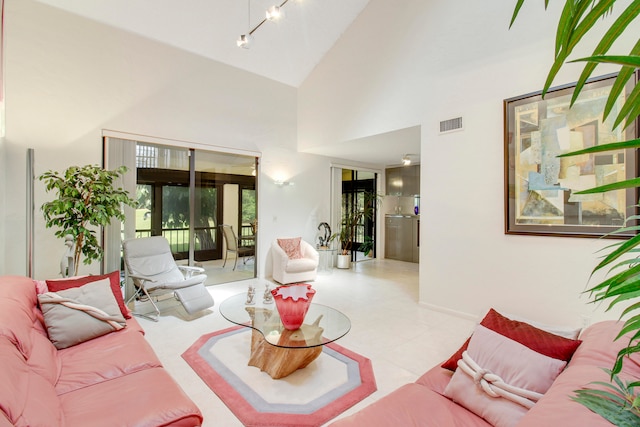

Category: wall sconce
[274, 180, 294, 187]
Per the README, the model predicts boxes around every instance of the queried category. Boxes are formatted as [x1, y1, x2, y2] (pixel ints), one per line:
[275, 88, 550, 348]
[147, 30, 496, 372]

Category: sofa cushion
[277, 237, 303, 259]
[46, 271, 131, 318]
[415, 365, 454, 395]
[330, 383, 492, 427]
[56, 318, 161, 395]
[444, 325, 567, 427]
[59, 367, 203, 427]
[442, 308, 581, 370]
[39, 278, 127, 350]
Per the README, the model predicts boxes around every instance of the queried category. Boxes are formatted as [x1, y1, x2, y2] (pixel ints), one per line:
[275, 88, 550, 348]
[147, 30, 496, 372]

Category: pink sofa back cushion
[0, 276, 64, 425]
[517, 320, 640, 427]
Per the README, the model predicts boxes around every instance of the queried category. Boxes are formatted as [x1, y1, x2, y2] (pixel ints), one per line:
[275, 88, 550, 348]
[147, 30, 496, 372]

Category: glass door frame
[330, 164, 383, 263]
[102, 130, 260, 298]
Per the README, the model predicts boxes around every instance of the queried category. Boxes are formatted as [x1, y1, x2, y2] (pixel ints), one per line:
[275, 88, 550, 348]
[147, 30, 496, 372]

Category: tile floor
[140, 259, 477, 426]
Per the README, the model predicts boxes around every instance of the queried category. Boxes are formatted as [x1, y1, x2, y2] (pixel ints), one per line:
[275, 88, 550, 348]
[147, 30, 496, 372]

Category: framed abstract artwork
[504, 73, 638, 238]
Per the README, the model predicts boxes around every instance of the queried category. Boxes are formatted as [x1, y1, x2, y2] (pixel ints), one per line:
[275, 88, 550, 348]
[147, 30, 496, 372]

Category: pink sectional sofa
[0, 275, 203, 427]
[331, 320, 640, 426]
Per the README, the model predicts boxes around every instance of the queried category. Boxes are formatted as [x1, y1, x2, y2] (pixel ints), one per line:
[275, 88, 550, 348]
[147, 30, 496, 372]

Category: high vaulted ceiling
[34, 0, 371, 88]
[33, 0, 420, 167]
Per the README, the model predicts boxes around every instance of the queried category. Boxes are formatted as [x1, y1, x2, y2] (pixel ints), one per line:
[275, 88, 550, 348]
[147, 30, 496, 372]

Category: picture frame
[504, 72, 638, 238]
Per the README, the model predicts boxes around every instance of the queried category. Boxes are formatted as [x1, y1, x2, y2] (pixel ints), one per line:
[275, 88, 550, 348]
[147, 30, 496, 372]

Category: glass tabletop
[219, 292, 351, 349]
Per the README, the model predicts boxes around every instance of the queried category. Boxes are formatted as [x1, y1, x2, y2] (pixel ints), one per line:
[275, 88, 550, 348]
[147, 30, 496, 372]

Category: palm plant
[510, 0, 640, 422]
[338, 191, 380, 256]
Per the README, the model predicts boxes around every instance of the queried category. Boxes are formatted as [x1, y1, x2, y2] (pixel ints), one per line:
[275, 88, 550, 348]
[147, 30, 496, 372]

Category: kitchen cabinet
[385, 215, 419, 263]
[385, 165, 420, 196]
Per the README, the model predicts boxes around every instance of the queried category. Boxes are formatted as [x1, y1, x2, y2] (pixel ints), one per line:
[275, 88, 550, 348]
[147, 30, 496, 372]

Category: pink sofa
[331, 320, 640, 426]
[0, 275, 203, 427]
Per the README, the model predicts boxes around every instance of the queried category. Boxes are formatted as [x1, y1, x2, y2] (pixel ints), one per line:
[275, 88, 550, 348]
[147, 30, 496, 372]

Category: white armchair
[271, 238, 319, 285]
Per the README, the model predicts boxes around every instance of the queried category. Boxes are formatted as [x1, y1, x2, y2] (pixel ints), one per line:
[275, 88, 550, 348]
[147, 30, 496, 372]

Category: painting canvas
[504, 73, 638, 237]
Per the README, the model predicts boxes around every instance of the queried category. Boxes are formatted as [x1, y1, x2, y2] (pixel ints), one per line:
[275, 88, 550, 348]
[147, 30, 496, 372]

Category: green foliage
[338, 191, 380, 255]
[573, 370, 640, 425]
[162, 186, 191, 229]
[242, 189, 256, 224]
[39, 165, 137, 275]
[511, 1, 640, 424]
[360, 236, 374, 255]
[510, 0, 639, 132]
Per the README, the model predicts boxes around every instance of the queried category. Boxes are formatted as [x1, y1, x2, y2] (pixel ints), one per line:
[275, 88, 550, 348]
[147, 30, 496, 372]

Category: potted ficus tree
[510, 1, 640, 424]
[40, 164, 137, 276]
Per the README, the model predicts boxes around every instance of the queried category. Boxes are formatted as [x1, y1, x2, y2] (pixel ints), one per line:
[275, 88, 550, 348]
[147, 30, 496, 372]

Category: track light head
[237, 34, 252, 49]
[266, 5, 283, 20]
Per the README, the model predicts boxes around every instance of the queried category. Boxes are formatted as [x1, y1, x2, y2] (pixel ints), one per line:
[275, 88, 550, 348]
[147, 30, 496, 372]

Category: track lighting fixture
[266, 5, 284, 21]
[237, 0, 291, 49]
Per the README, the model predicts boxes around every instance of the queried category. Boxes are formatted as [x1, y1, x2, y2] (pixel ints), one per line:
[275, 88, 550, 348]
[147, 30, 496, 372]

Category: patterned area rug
[182, 326, 376, 427]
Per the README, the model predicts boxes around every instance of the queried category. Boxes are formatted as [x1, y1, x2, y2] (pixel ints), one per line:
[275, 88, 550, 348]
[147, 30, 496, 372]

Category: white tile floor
[140, 259, 477, 426]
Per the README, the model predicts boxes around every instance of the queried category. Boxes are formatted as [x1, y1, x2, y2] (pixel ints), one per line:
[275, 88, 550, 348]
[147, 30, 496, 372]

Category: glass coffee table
[219, 292, 351, 379]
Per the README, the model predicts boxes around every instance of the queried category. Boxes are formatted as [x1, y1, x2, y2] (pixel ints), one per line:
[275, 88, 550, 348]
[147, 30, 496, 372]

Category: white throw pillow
[38, 278, 126, 350]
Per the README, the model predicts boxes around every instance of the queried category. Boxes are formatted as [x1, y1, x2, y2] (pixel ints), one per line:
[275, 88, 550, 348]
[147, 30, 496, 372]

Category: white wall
[1, 0, 329, 279]
[299, 0, 636, 326]
[0, 136, 5, 275]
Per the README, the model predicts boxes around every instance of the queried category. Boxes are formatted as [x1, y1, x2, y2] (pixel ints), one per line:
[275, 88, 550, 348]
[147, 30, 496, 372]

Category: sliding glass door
[104, 135, 258, 292]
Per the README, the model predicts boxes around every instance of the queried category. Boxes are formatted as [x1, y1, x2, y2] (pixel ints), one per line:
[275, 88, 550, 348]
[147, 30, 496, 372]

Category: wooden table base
[245, 307, 325, 379]
[248, 330, 322, 379]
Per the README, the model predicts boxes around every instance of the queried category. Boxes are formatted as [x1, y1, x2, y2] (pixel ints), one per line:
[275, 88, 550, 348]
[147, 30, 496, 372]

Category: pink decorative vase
[271, 284, 316, 330]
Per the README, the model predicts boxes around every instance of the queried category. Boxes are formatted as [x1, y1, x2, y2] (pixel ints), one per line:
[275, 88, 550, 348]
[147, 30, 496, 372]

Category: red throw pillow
[441, 308, 582, 371]
[46, 271, 131, 319]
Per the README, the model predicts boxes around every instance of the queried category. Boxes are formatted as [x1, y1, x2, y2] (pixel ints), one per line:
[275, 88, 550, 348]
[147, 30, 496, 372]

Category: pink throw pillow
[443, 325, 567, 427]
[46, 271, 130, 319]
[441, 308, 581, 371]
[277, 237, 303, 259]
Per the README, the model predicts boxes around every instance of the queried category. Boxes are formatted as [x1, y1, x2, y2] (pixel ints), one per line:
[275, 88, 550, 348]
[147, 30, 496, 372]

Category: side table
[317, 247, 336, 273]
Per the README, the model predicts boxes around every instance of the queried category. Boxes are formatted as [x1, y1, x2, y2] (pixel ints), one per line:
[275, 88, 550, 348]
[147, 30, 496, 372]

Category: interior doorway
[331, 166, 381, 263]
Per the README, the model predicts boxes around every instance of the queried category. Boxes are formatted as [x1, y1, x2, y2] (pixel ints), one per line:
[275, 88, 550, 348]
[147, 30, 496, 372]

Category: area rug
[182, 326, 376, 427]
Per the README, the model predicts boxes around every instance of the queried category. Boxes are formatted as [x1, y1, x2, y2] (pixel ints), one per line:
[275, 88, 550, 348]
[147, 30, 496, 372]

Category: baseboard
[419, 302, 477, 321]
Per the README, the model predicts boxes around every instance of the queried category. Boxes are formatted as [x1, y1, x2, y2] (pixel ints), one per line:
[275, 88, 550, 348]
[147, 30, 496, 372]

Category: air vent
[439, 117, 463, 134]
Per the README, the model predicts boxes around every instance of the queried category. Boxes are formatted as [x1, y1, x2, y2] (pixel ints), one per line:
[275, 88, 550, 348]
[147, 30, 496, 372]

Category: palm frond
[571, 3, 640, 106]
